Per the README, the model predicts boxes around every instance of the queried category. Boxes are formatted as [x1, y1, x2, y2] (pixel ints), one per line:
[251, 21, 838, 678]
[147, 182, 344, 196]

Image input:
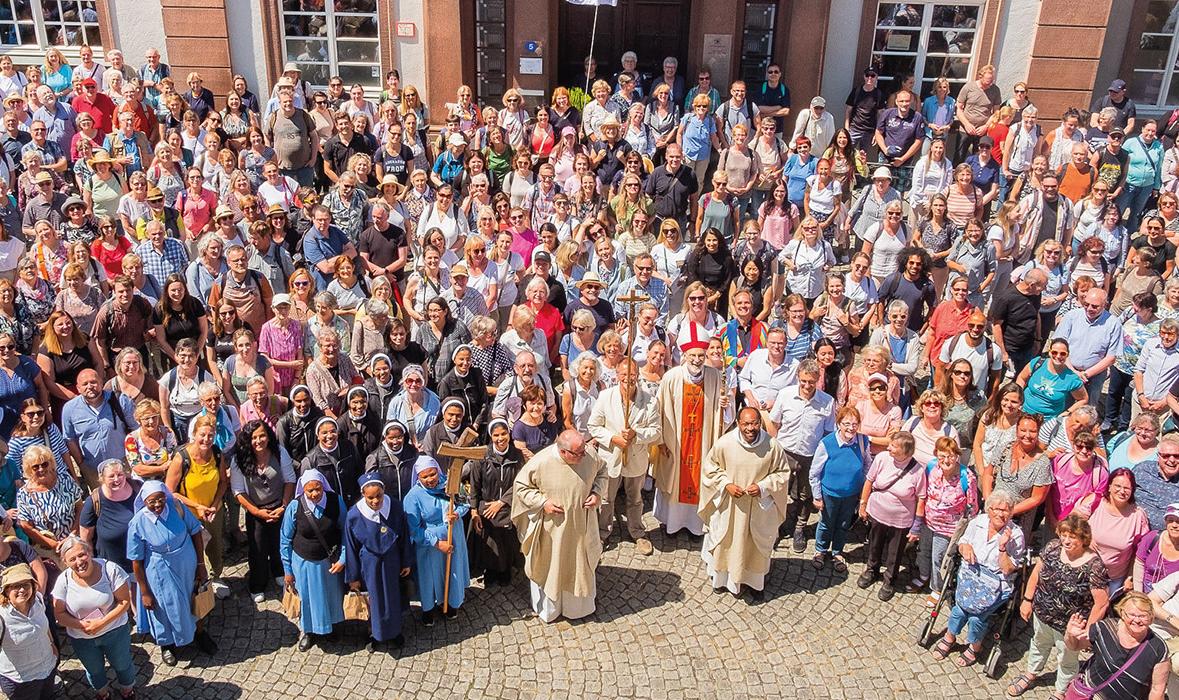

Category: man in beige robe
[699, 407, 792, 601]
[655, 341, 728, 537]
[511, 430, 609, 622]
[587, 358, 660, 555]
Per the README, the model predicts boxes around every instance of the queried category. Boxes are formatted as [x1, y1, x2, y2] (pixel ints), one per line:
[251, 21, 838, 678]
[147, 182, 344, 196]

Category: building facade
[0, 0, 1163, 125]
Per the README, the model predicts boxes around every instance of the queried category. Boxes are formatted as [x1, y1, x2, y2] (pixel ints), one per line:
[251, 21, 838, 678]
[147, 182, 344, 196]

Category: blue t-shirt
[783, 155, 817, 205]
[1023, 358, 1084, 418]
[302, 225, 349, 290]
[679, 113, 716, 161]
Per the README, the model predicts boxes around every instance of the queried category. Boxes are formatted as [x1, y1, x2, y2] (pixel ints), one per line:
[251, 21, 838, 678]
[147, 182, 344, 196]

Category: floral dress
[1031, 539, 1109, 633]
[15, 279, 54, 326]
[918, 218, 954, 269]
[0, 302, 36, 354]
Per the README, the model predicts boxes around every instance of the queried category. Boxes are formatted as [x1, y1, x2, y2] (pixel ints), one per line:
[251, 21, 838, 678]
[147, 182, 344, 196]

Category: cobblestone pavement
[56, 516, 1059, 699]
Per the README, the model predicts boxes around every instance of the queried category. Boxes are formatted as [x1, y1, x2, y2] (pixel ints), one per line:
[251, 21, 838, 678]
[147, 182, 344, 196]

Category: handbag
[342, 591, 369, 621]
[192, 582, 215, 620]
[955, 562, 1005, 615]
[281, 587, 301, 622]
[1063, 628, 1149, 700]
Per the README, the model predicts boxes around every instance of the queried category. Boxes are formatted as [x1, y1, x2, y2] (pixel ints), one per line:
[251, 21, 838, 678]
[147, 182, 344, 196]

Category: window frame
[0, 0, 103, 50]
[279, 0, 381, 94]
[869, 1, 983, 98]
[1127, 0, 1179, 110]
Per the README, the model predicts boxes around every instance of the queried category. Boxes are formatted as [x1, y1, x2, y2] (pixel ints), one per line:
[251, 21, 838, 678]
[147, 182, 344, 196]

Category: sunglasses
[951, 370, 972, 377]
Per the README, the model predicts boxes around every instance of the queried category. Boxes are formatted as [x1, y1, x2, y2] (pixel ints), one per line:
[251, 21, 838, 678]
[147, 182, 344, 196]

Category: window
[740, 1, 776, 85]
[869, 2, 980, 99]
[281, 0, 379, 92]
[1128, 1, 1179, 108]
[0, 0, 100, 48]
[473, 0, 507, 106]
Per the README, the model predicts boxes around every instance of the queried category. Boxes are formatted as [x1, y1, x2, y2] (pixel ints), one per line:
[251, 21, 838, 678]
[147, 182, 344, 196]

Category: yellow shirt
[180, 447, 220, 508]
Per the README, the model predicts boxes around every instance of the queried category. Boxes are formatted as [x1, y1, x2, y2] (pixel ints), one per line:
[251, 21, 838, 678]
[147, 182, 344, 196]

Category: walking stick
[615, 290, 650, 424]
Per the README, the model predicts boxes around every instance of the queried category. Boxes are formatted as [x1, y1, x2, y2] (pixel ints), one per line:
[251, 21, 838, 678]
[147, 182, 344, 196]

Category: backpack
[946, 333, 995, 370]
[719, 100, 755, 133]
[925, 459, 970, 495]
[177, 444, 222, 498]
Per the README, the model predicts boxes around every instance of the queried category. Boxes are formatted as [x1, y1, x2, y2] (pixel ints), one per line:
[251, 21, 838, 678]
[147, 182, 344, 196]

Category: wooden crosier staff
[615, 289, 650, 423]
[435, 427, 485, 614]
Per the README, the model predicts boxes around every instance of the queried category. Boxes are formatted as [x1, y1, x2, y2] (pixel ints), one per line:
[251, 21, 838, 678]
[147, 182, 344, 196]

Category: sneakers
[791, 527, 807, 554]
[251, 592, 265, 604]
[209, 579, 230, 600]
[857, 569, 879, 589]
[634, 537, 654, 556]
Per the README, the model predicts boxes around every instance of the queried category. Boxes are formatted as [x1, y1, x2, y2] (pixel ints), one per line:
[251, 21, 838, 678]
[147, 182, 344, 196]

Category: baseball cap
[863, 66, 878, 77]
[450, 262, 469, 277]
[867, 373, 889, 387]
[448, 133, 466, 147]
[533, 250, 552, 264]
[1110, 126, 1126, 137]
[810, 96, 826, 108]
[80, 78, 97, 88]
[1166, 503, 1179, 521]
[1109, 79, 1127, 92]
[271, 293, 292, 308]
[978, 135, 994, 148]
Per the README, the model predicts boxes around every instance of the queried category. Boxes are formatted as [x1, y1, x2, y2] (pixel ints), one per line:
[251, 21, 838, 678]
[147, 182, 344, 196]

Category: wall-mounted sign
[523, 40, 543, 56]
[395, 21, 415, 38]
[519, 57, 543, 75]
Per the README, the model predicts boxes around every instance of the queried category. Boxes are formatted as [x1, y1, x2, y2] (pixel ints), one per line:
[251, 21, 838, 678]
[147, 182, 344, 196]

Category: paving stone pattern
[56, 517, 1059, 699]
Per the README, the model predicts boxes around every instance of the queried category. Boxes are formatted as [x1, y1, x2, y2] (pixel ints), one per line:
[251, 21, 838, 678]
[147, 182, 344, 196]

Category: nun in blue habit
[279, 467, 348, 653]
[403, 455, 471, 626]
[126, 480, 215, 666]
[344, 472, 413, 652]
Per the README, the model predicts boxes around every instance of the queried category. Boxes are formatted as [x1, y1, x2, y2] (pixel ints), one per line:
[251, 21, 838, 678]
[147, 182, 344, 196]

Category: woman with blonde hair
[987, 199, 1022, 297]
[41, 47, 71, 97]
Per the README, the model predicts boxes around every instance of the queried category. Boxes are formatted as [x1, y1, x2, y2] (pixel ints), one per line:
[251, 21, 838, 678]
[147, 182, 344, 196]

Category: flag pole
[584, 2, 600, 94]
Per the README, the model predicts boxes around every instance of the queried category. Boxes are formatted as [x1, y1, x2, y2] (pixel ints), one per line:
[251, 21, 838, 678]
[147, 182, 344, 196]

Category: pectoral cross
[615, 289, 651, 423]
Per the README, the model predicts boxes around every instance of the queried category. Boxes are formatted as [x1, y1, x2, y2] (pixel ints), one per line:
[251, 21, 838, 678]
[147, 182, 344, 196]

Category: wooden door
[558, 0, 691, 89]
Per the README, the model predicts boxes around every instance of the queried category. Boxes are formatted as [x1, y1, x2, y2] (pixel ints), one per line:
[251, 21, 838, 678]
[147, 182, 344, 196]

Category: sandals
[957, 646, 979, 667]
[932, 637, 954, 661]
[1006, 674, 1037, 697]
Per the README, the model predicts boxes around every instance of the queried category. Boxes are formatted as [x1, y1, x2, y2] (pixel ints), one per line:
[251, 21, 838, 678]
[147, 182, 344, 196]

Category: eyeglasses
[572, 325, 592, 332]
[403, 378, 422, 386]
[767, 69, 780, 75]
[688, 295, 706, 302]
[951, 370, 972, 377]
[28, 461, 50, 471]
[0, 344, 15, 351]
[923, 401, 943, 408]
[635, 265, 653, 272]
[1160, 453, 1179, 460]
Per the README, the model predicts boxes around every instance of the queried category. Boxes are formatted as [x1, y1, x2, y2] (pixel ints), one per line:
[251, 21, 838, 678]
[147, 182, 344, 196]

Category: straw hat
[379, 174, 404, 196]
[88, 149, 114, 167]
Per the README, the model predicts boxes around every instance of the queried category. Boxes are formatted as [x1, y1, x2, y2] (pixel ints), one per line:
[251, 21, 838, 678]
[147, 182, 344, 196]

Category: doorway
[558, 0, 692, 89]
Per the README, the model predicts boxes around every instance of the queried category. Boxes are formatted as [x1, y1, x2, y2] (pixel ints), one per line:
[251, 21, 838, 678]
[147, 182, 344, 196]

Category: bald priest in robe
[699, 407, 792, 601]
[511, 430, 609, 622]
[655, 339, 729, 537]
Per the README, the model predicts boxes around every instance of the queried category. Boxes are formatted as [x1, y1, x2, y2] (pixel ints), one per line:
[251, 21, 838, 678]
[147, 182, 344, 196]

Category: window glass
[0, 0, 98, 48]
[870, 2, 981, 99]
[281, 0, 379, 92]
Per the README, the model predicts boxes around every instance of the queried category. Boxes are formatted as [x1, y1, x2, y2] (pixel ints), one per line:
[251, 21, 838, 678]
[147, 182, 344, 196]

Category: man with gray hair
[1134, 318, 1179, 417]
[359, 199, 408, 287]
[1132, 434, 1179, 528]
[512, 428, 608, 622]
[1055, 287, 1123, 407]
[491, 350, 556, 426]
[769, 358, 835, 553]
[1039, 405, 1106, 458]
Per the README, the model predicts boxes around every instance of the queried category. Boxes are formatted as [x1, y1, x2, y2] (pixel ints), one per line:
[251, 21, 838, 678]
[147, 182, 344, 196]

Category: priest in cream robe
[699, 407, 792, 600]
[655, 339, 729, 537]
[587, 358, 661, 555]
[511, 430, 609, 622]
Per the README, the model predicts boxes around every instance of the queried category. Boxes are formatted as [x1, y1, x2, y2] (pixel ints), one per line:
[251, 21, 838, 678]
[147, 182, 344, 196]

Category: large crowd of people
[0, 37, 1174, 699]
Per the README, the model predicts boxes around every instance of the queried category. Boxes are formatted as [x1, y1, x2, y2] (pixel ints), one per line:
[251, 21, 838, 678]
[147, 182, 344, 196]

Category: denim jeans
[1118, 183, 1156, 233]
[71, 622, 135, 690]
[916, 527, 951, 589]
[946, 592, 1009, 645]
[815, 493, 858, 555]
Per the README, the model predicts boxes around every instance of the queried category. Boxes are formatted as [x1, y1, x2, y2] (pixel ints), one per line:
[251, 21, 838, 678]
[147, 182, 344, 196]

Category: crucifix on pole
[434, 427, 485, 614]
[614, 289, 650, 424]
